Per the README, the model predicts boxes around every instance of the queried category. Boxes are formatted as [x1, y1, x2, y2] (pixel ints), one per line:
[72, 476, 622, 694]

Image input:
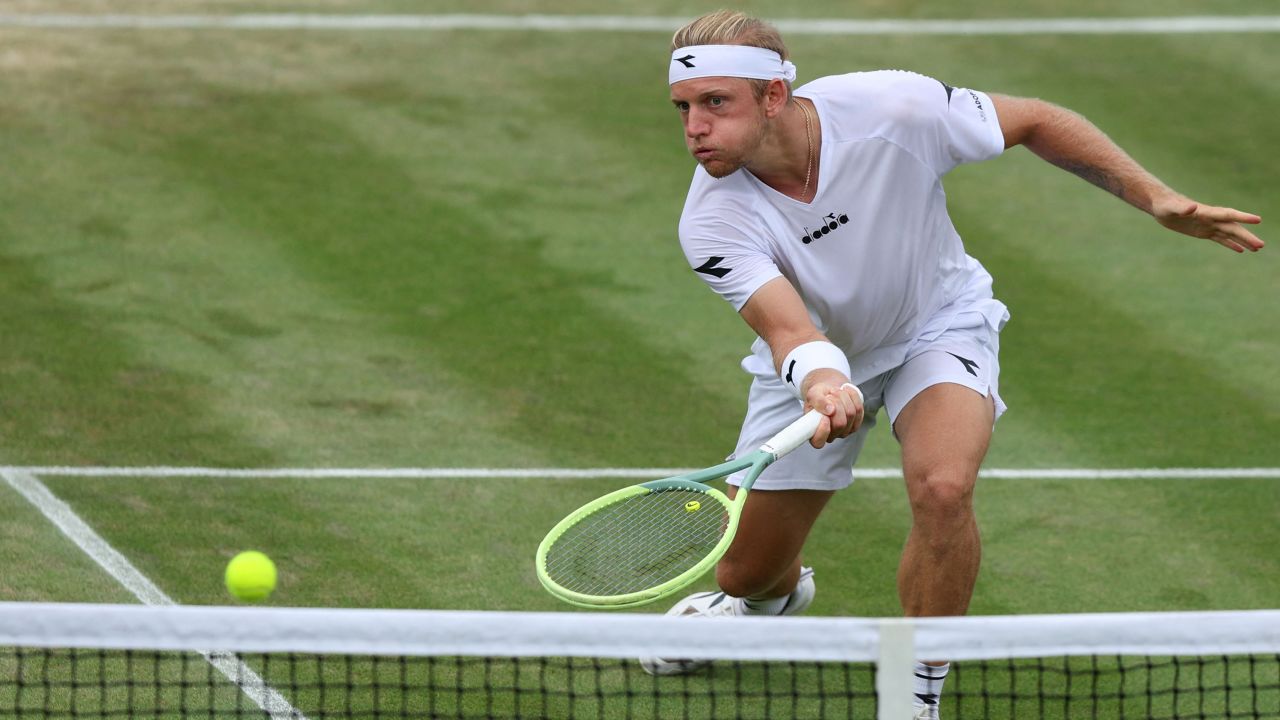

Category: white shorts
[726, 316, 1005, 492]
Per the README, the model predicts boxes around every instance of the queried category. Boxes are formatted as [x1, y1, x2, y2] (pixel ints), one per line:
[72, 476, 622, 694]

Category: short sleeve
[854, 71, 1005, 175]
[679, 215, 782, 311]
[939, 85, 1005, 171]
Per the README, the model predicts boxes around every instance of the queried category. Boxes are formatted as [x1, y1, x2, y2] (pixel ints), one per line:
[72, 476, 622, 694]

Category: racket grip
[760, 409, 824, 459]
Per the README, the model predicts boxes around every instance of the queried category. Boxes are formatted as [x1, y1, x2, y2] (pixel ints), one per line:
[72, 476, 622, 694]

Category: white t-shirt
[678, 70, 1011, 384]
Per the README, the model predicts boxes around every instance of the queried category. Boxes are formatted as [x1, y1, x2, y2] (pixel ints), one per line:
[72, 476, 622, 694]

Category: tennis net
[1, 602, 1277, 719]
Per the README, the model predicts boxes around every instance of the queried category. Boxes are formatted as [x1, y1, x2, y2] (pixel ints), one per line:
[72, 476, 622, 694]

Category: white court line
[1, 469, 306, 720]
[7, 465, 1280, 480]
[0, 14, 1278, 34]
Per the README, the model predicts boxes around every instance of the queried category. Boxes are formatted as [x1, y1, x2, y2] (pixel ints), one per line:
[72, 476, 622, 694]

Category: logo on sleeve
[966, 90, 987, 122]
[694, 256, 732, 278]
[674, 54, 696, 68]
[801, 211, 850, 245]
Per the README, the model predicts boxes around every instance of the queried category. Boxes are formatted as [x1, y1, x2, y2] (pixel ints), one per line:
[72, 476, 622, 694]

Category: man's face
[670, 77, 768, 178]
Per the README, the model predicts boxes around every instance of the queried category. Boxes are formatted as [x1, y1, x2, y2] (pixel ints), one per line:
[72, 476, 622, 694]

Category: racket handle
[760, 409, 824, 459]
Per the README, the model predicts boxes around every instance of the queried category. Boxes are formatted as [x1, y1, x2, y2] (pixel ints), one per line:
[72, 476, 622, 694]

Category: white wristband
[780, 341, 851, 400]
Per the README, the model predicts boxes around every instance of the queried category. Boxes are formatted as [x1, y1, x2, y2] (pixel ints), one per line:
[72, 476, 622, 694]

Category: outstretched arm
[991, 94, 1264, 253]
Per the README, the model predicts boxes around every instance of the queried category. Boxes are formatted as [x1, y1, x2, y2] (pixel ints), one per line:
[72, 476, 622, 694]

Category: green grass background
[0, 2, 1277, 624]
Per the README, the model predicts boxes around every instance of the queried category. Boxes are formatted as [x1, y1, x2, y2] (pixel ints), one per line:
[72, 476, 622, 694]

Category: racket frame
[535, 454, 765, 609]
[535, 409, 823, 609]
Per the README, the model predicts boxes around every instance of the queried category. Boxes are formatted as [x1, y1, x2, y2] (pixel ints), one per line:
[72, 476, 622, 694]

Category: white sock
[742, 594, 789, 616]
[913, 661, 949, 707]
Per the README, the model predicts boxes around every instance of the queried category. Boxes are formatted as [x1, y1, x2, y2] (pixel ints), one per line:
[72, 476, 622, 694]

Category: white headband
[669, 44, 797, 85]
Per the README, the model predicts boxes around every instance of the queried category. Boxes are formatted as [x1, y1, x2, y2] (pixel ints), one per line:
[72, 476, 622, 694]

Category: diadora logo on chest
[800, 211, 850, 245]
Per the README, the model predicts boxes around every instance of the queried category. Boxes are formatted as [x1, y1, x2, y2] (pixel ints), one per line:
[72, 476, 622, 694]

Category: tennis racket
[535, 409, 823, 609]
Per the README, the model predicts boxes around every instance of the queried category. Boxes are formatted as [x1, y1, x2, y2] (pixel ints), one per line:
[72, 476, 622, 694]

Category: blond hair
[671, 10, 791, 99]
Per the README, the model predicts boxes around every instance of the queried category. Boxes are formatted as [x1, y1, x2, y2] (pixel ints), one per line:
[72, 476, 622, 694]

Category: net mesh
[0, 651, 870, 719]
[946, 655, 1280, 719]
[1, 603, 1277, 719]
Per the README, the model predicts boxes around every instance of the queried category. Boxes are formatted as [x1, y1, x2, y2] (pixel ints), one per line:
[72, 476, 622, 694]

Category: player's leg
[893, 381, 992, 719]
[640, 370, 882, 676]
[882, 321, 1005, 718]
[710, 367, 880, 603]
[893, 381, 992, 618]
[640, 477, 841, 676]
[885, 321, 1003, 618]
[715, 485, 832, 601]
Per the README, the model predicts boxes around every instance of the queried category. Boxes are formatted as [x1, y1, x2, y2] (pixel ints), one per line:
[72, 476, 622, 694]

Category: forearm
[737, 278, 851, 397]
[1010, 98, 1180, 215]
[739, 287, 863, 442]
[768, 331, 827, 375]
[992, 93, 1262, 252]
[738, 279, 827, 374]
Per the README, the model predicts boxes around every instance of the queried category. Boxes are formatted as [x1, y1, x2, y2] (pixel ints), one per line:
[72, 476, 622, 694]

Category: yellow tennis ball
[225, 550, 277, 602]
[684, 500, 701, 513]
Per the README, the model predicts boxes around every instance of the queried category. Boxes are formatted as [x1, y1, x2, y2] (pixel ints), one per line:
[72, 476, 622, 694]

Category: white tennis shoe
[639, 566, 816, 676]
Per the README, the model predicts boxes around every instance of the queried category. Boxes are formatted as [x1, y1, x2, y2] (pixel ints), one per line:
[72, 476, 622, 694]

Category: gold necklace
[796, 99, 814, 201]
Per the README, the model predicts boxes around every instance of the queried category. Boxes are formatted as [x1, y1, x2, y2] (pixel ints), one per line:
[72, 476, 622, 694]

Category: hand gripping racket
[535, 409, 823, 609]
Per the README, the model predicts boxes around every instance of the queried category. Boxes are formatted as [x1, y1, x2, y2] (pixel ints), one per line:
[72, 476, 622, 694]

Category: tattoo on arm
[1051, 159, 1126, 201]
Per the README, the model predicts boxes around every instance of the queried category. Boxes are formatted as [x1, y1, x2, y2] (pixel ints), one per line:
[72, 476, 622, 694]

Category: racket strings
[544, 488, 729, 596]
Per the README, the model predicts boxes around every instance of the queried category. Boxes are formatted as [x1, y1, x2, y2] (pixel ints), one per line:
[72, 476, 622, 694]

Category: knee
[905, 467, 976, 525]
[715, 557, 777, 599]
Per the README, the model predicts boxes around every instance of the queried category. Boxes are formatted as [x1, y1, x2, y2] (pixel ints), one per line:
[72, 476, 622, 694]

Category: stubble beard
[701, 157, 742, 179]
[699, 111, 769, 179]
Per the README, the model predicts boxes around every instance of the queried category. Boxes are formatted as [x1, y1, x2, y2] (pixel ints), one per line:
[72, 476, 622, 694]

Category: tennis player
[645, 10, 1264, 717]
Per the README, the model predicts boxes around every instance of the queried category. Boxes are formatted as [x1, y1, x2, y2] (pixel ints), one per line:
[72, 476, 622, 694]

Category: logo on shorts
[947, 352, 980, 377]
[801, 211, 850, 245]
